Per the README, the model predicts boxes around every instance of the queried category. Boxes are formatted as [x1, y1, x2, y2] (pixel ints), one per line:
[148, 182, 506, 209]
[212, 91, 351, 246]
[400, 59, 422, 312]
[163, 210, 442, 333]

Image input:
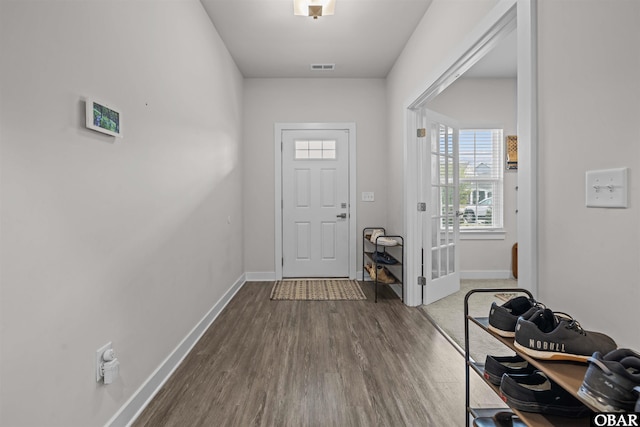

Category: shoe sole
[514, 341, 590, 362]
[499, 391, 590, 418]
[487, 325, 515, 338]
[577, 386, 628, 413]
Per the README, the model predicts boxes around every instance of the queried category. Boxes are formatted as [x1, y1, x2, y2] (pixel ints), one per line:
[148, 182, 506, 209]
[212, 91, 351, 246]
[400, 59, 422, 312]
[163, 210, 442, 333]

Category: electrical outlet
[96, 342, 112, 382]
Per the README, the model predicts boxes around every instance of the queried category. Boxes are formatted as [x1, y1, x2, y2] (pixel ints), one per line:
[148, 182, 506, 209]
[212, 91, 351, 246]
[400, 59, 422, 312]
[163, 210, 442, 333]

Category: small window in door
[295, 140, 336, 159]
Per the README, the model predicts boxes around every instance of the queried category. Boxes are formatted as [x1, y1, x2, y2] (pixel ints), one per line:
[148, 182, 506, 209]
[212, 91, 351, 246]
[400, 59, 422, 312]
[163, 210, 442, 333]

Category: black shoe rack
[464, 288, 598, 427]
[362, 227, 403, 303]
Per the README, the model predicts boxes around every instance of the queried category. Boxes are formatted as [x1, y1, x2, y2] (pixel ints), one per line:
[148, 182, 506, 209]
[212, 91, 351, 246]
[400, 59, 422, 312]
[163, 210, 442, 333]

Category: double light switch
[585, 168, 628, 208]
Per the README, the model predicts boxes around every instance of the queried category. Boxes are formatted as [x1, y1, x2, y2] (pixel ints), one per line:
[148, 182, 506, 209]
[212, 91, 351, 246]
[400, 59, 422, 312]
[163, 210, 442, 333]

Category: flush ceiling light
[293, 0, 336, 19]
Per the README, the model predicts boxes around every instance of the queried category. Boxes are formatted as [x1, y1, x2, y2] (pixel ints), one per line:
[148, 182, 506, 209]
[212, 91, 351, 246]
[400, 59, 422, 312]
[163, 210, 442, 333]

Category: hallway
[134, 282, 504, 426]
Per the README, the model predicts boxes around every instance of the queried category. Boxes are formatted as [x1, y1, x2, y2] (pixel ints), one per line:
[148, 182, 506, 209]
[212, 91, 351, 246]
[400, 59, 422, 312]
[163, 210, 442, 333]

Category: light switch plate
[362, 192, 375, 202]
[585, 168, 628, 208]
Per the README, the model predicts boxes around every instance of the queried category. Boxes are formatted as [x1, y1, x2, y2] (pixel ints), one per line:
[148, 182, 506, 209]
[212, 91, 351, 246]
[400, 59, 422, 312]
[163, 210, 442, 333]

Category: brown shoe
[365, 263, 376, 280]
[375, 266, 395, 284]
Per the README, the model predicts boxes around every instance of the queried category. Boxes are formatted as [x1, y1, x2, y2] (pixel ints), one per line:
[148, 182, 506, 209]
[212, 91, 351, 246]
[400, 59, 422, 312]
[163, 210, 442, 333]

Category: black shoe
[488, 296, 542, 337]
[499, 371, 591, 417]
[371, 251, 397, 265]
[483, 354, 537, 386]
[514, 308, 617, 362]
[577, 348, 640, 412]
[473, 411, 526, 427]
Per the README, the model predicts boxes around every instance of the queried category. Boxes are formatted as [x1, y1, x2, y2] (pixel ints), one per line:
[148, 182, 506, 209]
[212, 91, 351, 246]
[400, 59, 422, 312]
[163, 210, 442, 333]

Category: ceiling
[463, 29, 517, 78]
[199, 0, 516, 79]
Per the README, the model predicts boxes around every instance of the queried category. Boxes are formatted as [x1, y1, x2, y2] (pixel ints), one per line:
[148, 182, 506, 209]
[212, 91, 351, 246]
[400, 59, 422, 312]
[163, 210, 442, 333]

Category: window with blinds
[459, 129, 504, 229]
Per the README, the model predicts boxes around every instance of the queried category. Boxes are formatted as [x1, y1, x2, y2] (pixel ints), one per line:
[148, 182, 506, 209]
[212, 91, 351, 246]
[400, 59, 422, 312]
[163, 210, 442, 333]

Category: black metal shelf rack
[362, 227, 404, 303]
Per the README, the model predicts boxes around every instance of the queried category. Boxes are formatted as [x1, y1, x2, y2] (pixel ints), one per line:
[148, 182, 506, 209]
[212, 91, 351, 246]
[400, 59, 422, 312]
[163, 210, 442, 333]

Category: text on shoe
[529, 339, 566, 352]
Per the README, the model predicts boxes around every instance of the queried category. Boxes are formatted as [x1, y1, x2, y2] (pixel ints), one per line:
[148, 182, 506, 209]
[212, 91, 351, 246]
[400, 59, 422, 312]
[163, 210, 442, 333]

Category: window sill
[460, 229, 506, 240]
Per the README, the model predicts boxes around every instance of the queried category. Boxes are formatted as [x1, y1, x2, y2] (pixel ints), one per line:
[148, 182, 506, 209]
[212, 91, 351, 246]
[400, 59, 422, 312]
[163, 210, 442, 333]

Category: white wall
[426, 78, 517, 276]
[0, 1, 244, 426]
[243, 78, 387, 276]
[385, 0, 499, 237]
[387, 0, 640, 349]
[537, 0, 640, 349]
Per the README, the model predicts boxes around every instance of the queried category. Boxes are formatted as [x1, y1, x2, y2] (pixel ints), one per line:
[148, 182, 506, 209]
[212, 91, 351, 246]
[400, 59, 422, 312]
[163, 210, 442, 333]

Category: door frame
[274, 122, 357, 280]
[403, 0, 538, 306]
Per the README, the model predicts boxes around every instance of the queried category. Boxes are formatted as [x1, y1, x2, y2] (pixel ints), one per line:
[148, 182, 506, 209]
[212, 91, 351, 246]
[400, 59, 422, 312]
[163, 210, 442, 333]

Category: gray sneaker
[488, 296, 543, 338]
[514, 308, 617, 362]
[577, 348, 640, 412]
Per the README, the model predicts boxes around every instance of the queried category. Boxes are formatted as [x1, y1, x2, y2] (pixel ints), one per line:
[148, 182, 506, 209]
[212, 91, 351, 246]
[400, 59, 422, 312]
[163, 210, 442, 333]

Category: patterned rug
[270, 279, 366, 301]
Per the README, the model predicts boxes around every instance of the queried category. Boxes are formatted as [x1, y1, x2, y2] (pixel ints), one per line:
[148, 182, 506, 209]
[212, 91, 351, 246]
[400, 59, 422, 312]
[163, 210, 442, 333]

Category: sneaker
[375, 265, 395, 284]
[369, 229, 384, 244]
[577, 348, 640, 412]
[514, 308, 617, 362]
[488, 296, 543, 337]
[499, 371, 591, 417]
[375, 236, 398, 247]
[369, 229, 398, 246]
[371, 251, 397, 265]
[483, 354, 537, 386]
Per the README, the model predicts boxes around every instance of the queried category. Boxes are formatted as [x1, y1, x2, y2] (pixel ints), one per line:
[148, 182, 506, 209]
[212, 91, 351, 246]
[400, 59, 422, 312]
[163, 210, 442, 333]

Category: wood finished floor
[133, 281, 504, 427]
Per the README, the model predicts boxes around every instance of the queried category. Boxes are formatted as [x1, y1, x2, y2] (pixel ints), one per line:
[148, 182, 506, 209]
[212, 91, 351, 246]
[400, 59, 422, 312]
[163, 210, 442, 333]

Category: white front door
[281, 129, 350, 277]
[419, 110, 461, 304]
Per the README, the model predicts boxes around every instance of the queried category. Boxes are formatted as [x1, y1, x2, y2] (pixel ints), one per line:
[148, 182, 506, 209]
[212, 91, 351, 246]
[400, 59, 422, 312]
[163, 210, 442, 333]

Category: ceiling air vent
[310, 64, 335, 71]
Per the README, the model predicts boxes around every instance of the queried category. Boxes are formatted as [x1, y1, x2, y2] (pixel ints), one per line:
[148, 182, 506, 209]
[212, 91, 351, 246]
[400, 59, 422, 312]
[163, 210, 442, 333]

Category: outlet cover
[96, 342, 113, 382]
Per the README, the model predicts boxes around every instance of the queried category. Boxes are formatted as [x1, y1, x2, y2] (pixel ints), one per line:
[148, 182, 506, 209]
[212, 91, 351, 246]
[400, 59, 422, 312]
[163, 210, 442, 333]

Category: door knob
[336, 213, 347, 219]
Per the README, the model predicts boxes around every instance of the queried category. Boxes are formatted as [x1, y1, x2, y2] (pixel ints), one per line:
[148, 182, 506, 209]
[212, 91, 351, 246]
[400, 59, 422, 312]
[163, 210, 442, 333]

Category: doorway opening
[402, 0, 537, 352]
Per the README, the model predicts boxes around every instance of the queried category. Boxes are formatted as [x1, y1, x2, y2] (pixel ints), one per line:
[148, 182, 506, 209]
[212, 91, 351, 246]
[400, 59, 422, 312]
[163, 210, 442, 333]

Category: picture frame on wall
[506, 135, 517, 170]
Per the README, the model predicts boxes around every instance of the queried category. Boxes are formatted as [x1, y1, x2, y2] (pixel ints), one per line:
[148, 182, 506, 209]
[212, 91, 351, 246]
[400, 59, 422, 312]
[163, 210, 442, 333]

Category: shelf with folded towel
[362, 227, 404, 303]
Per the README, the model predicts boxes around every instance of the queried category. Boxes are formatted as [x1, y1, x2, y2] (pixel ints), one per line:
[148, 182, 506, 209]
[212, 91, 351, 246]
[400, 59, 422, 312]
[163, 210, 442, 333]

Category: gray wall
[0, 1, 244, 425]
[243, 78, 387, 276]
[536, 0, 640, 349]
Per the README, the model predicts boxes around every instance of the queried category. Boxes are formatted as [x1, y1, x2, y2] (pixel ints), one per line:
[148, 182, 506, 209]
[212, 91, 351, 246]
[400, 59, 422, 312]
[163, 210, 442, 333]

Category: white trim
[403, 110, 421, 306]
[106, 274, 246, 427]
[460, 270, 513, 280]
[460, 230, 506, 240]
[274, 122, 357, 281]
[245, 271, 277, 281]
[406, 0, 518, 110]
[404, 0, 538, 306]
[516, 0, 538, 298]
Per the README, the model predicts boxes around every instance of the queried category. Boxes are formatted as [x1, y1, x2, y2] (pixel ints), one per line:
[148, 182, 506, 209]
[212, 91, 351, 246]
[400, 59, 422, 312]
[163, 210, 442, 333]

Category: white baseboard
[460, 270, 513, 280]
[106, 274, 246, 427]
[244, 271, 276, 281]
[247, 272, 368, 281]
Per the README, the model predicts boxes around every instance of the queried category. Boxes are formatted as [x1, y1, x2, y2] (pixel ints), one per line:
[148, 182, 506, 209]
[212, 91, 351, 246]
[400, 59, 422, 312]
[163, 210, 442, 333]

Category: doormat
[270, 279, 366, 301]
